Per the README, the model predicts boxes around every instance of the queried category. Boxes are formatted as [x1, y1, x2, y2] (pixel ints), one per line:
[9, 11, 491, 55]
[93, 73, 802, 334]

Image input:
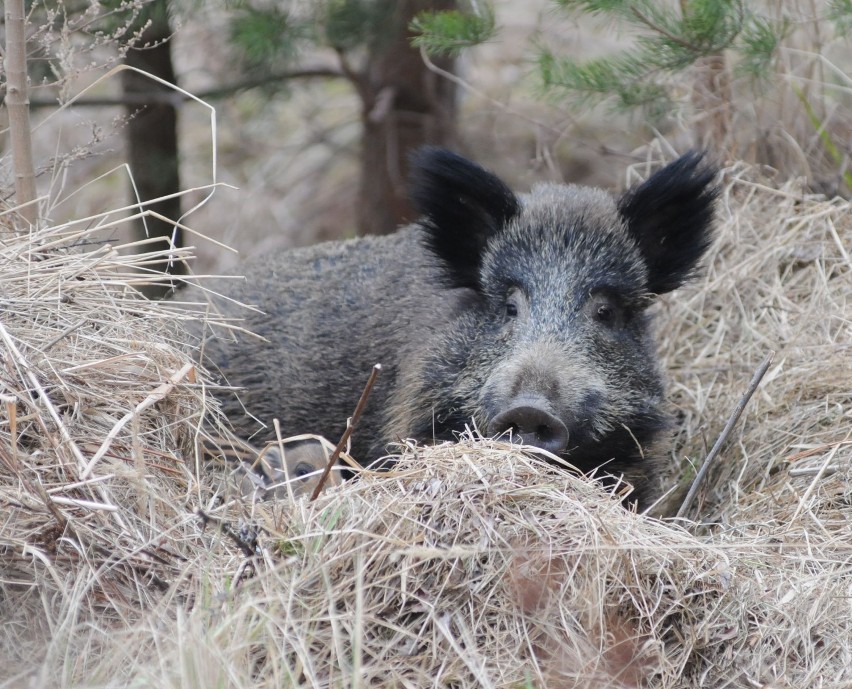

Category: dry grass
[655, 156, 852, 527]
[1, 155, 851, 688]
[0, 215, 240, 681]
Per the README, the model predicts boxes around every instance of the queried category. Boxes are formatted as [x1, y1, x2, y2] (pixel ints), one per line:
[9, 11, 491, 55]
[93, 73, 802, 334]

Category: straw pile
[1, 158, 850, 688]
[656, 161, 852, 528]
[0, 220, 237, 676]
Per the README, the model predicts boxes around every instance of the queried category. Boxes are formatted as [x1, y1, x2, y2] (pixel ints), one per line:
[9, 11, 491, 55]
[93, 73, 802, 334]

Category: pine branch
[630, 5, 694, 50]
[539, 0, 775, 117]
[410, 8, 497, 57]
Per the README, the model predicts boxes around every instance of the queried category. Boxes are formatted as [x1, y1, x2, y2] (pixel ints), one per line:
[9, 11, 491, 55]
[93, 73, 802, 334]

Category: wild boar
[194, 148, 717, 508]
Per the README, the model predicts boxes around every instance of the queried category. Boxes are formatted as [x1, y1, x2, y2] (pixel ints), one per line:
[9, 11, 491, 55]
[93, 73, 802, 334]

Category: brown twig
[676, 351, 775, 520]
[25, 66, 346, 109]
[309, 364, 382, 502]
[197, 509, 257, 558]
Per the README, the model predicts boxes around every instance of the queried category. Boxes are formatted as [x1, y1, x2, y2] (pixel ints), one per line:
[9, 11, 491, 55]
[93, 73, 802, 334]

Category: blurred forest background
[2, 0, 851, 281]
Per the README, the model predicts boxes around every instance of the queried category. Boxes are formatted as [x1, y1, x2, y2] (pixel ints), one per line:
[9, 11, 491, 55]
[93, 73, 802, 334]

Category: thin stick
[81, 363, 195, 479]
[676, 351, 775, 520]
[309, 364, 381, 502]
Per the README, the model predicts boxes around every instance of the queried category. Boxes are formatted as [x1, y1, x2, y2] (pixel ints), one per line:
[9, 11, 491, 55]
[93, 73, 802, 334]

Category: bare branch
[24, 66, 346, 109]
[676, 351, 775, 520]
[310, 364, 382, 502]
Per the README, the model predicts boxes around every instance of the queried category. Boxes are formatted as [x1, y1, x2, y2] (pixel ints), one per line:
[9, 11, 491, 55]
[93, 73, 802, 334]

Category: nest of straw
[1, 160, 850, 688]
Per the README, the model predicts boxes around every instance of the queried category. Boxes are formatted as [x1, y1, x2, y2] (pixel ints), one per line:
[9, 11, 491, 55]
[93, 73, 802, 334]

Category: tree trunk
[4, 0, 38, 229]
[121, 0, 183, 297]
[357, 0, 458, 236]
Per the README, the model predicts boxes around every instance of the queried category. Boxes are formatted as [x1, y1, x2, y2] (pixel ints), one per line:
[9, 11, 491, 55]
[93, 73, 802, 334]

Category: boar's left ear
[618, 151, 718, 295]
[409, 147, 520, 289]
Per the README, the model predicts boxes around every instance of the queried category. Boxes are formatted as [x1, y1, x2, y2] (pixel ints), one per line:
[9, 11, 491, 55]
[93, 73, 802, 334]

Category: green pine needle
[230, 6, 305, 71]
[535, 0, 786, 118]
[410, 9, 497, 57]
[735, 16, 784, 80]
[827, 0, 852, 32]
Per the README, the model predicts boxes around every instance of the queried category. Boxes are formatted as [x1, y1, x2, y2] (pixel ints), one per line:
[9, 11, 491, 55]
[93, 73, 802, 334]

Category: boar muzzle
[488, 396, 570, 455]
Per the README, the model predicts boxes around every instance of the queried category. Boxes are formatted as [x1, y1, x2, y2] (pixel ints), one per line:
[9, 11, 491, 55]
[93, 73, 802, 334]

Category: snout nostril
[536, 424, 553, 441]
[488, 404, 569, 454]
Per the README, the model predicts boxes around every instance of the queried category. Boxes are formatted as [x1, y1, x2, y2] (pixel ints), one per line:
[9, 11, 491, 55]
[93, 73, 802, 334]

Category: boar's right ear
[409, 147, 520, 289]
[618, 151, 718, 295]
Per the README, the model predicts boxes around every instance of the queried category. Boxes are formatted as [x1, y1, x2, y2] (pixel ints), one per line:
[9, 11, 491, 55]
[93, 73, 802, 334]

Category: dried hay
[657, 161, 852, 529]
[1, 158, 851, 688]
[0, 220, 236, 673]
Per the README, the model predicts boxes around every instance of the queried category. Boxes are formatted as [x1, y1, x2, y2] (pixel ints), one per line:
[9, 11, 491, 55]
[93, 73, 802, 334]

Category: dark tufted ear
[409, 147, 520, 290]
[618, 151, 718, 295]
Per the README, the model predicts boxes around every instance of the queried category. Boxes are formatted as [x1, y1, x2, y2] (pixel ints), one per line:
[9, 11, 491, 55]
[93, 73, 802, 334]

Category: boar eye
[588, 293, 625, 327]
[504, 288, 523, 321]
[293, 462, 315, 479]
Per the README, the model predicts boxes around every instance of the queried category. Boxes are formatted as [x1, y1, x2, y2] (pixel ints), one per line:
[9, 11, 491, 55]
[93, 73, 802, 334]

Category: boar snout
[488, 396, 569, 454]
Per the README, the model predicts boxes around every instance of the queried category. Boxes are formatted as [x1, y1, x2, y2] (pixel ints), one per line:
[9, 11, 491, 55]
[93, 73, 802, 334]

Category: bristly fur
[618, 151, 718, 295]
[409, 147, 520, 290]
[192, 149, 718, 511]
